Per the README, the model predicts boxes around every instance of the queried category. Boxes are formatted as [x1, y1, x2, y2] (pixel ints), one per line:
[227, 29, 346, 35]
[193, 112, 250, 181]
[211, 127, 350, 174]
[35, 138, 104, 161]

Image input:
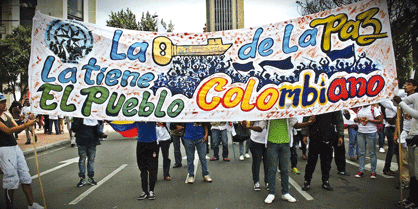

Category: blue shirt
[184, 123, 205, 140]
[135, 122, 157, 142]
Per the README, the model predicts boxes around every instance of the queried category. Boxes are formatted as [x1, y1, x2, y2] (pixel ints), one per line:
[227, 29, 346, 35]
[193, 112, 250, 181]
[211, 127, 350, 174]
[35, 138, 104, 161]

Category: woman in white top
[156, 122, 172, 181]
[247, 120, 268, 191]
[354, 104, 383, 179]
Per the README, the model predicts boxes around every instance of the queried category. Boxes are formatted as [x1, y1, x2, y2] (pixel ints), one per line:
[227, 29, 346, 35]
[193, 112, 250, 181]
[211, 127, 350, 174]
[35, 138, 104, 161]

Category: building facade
[206, 0, 244, 32]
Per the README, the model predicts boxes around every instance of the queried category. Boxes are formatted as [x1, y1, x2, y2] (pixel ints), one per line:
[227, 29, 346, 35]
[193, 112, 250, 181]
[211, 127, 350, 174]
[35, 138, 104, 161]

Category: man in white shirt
[20, 99, 37, 144]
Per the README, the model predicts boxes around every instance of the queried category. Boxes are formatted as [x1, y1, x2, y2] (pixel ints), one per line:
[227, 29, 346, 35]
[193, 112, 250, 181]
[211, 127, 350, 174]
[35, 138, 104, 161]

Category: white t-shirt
[380, 100, 397, 127]
[156, 126, 171, 142]
[49, 114, 58, 120]
[357, 105, 381, 133]
[21, 106, 31, 122]
[250, 120, 267, 144]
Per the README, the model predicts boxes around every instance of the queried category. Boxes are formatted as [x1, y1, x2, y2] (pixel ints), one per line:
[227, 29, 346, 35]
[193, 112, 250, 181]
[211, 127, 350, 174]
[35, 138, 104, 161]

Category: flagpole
[32, 126, 47, 209]
[396, 106, 403, 203]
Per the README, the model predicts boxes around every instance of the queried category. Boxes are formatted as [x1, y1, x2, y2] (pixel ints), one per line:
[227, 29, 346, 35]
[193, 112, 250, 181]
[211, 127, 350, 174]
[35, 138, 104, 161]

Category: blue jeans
[357, 132, 378, 173]
[78, 145, 97, 178]
[212, 129, 228, 158]
[266, 142, 290, 195]
[348, 127, 358, 158]
[49, 119, 60, 134]
[172, 135, 184, 166]
[239, 139, 251, 156]
[184, 138, 209, 177]
[249, 141, 267, 184]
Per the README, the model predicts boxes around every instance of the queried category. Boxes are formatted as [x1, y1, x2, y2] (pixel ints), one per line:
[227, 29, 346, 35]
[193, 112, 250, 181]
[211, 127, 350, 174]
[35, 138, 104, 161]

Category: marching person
[0, 93, 44, 209]
[72, 118, 107, 187]
[394, 79, 418, 208]
[302, 111, 345, 191]
[170, 122, 185, 168]
[156, 122, 172, 181]
[21, 98, 37, 144]
[135, 122, 159, 200]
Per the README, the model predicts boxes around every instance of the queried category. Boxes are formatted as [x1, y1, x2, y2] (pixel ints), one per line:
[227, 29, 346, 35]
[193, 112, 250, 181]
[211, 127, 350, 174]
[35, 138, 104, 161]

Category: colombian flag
[109, 121, 137, 138]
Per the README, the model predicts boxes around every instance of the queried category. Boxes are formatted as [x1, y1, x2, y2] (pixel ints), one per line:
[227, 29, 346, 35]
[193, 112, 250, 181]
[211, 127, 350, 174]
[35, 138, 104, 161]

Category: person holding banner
[0, 93, 44, 209]
[380, 101, 398, 176]
[72, 118, 107, 187]
[170, 123, 185, 168]
[156, 122, 172, 181]
[246, 120, 268, 191]
[301, 111, 344, 192]
[184, 122, 212, 184]
[393, 79, 418, 207]
[343, 108, 359, 162]
[210, 122, 230, 162]
[354, 104, 383, 179]
[134, 122, 159, 200]
[264, 117, 314, 204]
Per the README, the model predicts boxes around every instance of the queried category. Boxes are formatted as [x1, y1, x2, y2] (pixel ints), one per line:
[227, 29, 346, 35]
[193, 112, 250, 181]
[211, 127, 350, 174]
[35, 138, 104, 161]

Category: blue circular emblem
[45, 19, 93, 63]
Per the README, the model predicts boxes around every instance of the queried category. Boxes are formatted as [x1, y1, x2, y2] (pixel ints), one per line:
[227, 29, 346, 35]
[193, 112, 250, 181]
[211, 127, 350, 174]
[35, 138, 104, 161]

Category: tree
[296, 0, 418, 86]
[106, 8, 140, 30]
[0, 25, 32, 101]
[139, 11, 174, 32]
[106, 9, 174, 32]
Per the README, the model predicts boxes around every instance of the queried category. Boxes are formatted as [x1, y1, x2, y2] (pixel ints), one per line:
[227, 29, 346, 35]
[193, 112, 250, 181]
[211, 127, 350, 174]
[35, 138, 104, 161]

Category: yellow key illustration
[152, 36, 232, 66]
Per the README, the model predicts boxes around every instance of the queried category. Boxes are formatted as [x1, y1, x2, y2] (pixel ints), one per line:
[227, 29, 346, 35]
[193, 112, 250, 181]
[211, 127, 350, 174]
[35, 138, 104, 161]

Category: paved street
[0, 131, 405, 209]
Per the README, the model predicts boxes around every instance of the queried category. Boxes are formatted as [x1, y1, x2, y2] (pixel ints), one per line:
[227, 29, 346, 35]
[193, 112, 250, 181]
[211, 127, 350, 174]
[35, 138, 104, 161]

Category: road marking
[26, 147, 67, 160]
[185, 151, 199, 184]
[69, 164, 128, 205]
[346, 159, 394, 178]
[31, 157, 78, 179]
[288, 177, 314, 201]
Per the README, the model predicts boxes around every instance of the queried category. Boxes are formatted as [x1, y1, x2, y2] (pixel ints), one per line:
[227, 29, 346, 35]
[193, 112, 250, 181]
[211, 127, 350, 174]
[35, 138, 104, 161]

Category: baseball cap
[0, 92, 6, 102]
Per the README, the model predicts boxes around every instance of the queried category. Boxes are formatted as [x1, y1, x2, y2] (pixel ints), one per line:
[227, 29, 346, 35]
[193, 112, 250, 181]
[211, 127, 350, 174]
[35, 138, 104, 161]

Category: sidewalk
[17, 128, 71, 156]
[18, 123, 115, 157]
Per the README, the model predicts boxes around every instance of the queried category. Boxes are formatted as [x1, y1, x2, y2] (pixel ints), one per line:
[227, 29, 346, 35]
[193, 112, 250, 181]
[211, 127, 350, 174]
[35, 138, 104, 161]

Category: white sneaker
[245, 153, 251, 158]
[205, 155, 210, 160]
[379, 148, 385, 153]
[28, 202, 44, 209]
[187, 176, 195, 184]
[239, 155, 245, 161]
[254, 182, 261, 191]
[281, 193, 297, 203]
[264, 194, 275, 204]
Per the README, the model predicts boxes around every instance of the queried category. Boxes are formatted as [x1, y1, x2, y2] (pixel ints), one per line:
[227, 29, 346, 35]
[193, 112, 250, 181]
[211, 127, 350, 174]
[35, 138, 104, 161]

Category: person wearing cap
[0, 93, 44, 209]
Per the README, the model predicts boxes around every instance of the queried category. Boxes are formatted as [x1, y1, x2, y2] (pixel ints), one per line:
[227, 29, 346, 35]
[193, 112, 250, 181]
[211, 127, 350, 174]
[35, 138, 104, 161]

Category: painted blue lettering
[110, 30, 127, 60]
[137, 73, 155, 88]
[238, 28, 263, 60]
[81, 58, 100, 85]
[283, 24, 298, 54]
[105, 69, 122, 86]
[58, 67, 77, 84]
[41, 56, 56, 82]
[127, 42, 149, 62]
[299, 28, 318, 48]
[258, 38, 273, 57]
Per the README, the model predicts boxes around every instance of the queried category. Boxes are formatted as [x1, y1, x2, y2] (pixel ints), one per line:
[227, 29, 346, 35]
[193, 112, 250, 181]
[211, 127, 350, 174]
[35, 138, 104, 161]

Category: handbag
[232, 122, 251, 142]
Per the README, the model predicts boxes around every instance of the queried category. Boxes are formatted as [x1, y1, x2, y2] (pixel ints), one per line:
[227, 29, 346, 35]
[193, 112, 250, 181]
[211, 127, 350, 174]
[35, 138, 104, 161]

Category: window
[68, 0, 83, 21]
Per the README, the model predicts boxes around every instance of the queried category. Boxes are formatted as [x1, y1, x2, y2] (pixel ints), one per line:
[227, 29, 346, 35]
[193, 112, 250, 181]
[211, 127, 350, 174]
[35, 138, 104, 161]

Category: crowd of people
[1, 79, 418, 208]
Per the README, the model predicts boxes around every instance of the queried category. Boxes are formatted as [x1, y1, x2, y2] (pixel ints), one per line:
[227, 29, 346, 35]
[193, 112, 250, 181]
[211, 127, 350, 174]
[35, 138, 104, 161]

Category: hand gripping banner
[28, 0, 397, 122]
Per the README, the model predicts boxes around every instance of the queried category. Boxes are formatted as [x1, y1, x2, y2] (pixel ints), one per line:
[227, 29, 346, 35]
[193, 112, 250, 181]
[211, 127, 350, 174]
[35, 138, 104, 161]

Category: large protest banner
[28, 0, 397, 122]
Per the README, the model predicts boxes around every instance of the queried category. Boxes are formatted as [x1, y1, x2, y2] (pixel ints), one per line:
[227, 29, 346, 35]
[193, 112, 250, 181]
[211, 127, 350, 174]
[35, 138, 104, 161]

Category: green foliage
[106, 9, 174, 32]
[0, 25, 32, 101]
[106, 8, 140, 30]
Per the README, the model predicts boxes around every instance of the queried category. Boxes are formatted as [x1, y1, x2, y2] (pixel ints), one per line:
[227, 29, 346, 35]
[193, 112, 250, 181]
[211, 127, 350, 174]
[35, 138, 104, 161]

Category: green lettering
[37, 84, 63, 110]
[80, 87, 109, 116]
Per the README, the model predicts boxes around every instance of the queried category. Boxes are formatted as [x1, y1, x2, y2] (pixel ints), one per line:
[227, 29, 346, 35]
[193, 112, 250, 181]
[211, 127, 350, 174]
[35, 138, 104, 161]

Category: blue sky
[96, 0, 301, 32]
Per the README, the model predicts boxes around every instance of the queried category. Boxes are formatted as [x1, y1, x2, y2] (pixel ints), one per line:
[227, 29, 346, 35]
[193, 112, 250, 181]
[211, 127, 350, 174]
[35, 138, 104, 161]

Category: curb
[23, 139, 71, 157]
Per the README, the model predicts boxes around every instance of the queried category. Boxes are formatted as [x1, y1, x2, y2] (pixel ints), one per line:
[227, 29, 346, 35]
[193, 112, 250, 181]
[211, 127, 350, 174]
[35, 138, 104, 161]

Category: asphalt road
[0, 132, 405, 209]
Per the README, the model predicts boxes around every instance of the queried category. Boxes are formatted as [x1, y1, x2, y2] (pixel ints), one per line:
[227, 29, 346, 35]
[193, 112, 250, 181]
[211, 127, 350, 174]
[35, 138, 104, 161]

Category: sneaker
[203, 175, 212, 182]
[264, 194, 275, 204]
[28, 202, 44, 209]
[355, 171, 364, 178]
[281, 193, 297, 203]
[302, 181, 310, 191]
[164, 176, 172, 181]
[210, 157, 219, 161]
[87, 177, 97, 185]
[322, 181, 333, 191]
[223, 158, 230, 162]
[292, 167, 301, 175]
[349, 156, 356, 161]
[77, 177, 86, 187]
[245, 153, 251, 158]
[187, 176, 195, 184]
[205, 155, 211, 160]
[239, 155, 245, 161]
[148, 191, 156, 200]
[383, 170, 396, 176]
[137, 192, 148, 200]
[338, 171, 350, 176]
[173, 164, 182, 168]
[379, 147, 385, 153]
[370, 173, 377, 179]
[254, 182, 261, 191]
